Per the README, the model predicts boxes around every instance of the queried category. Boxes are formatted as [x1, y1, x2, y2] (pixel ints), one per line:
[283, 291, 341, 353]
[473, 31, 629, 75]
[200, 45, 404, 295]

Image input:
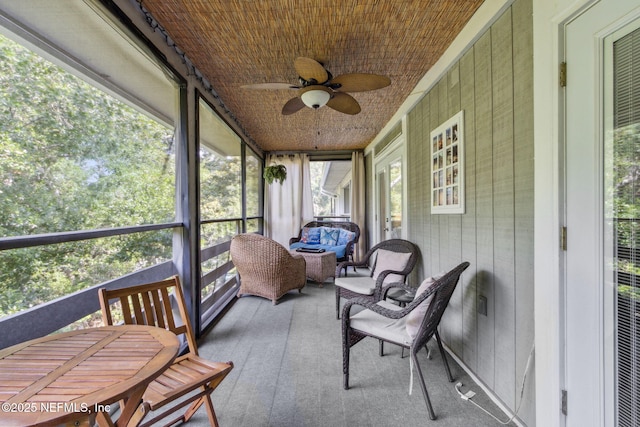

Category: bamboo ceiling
[139, 0, 484, 152]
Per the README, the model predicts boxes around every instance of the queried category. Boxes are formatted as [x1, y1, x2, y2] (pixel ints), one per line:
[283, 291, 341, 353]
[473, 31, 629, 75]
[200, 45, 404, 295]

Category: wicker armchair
[334, 239, 418, 318]
[342, 261, 470, 420]
[230, 233, 306, 305]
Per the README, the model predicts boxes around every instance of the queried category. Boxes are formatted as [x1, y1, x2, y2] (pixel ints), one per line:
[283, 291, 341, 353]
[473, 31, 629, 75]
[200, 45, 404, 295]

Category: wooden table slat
[8, 331, 126, 403]
[0, 325, 179, 427]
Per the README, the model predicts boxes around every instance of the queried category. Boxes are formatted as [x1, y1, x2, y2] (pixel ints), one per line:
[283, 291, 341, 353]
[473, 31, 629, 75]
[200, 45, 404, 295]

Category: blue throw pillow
[337, 229, 355, 246]
[320, 228, 340, 246]
[306, 227, 321, 244]
[300, 227, 311, 243]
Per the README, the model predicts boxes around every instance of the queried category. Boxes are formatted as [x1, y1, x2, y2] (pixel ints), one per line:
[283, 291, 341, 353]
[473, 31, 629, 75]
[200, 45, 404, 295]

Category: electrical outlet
[478, 295, 488, 316]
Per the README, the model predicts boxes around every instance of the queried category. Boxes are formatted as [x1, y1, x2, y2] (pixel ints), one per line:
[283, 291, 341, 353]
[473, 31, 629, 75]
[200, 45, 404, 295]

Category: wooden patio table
[0, 325, 179, 427]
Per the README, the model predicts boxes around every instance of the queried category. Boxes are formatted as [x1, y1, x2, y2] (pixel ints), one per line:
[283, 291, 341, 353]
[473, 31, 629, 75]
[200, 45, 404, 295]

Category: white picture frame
[430, 110, 464, 214]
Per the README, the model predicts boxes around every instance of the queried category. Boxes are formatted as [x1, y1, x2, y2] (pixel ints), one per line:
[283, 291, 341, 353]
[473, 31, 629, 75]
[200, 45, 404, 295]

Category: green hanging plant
[263, 163, 287, 185]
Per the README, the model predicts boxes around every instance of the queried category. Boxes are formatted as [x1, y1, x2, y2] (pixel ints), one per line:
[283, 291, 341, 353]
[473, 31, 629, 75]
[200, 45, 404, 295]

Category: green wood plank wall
[512, 0, 535, 422]
[492, 8, 517, 408]
[403, 0, 534, 424]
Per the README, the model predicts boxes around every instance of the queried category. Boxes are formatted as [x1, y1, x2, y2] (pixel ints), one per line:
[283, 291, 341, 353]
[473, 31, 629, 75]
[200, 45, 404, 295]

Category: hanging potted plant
[263, 163, 287, 185]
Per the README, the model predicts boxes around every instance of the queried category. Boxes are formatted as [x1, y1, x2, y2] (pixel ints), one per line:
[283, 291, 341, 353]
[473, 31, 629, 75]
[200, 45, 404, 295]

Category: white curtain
[264, 153, 314, 247]
[350, 151, 366, 260]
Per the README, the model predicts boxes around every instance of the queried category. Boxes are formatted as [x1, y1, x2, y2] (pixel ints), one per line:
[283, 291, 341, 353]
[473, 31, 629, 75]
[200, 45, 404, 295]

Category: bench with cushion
[289, 221, 360, 262]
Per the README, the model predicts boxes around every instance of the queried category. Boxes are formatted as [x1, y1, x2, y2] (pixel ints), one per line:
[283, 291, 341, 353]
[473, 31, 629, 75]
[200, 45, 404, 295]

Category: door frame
[564, 4, 640, 427]
[534, 1, 640, 426]
[373, 136, 407, 244]
[534, 1, 599, 426]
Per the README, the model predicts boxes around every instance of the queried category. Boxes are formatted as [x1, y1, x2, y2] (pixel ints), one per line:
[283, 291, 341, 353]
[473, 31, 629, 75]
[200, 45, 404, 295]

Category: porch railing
[0, 217, 263, 348]
[0, 261, 176, 349]
[313, 215, 351, 222]
[199, 218, 240, 330]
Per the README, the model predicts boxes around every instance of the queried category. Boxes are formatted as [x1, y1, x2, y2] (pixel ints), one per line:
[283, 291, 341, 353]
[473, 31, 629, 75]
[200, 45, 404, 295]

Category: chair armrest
[291, 254, 306, 268]
[376, 269, 407, 281]
[289, 255, 307, 280]
[380, 282, 414, 299]
[289, 236, 301, 245]
[341, 296, 409, 321]
[335, 259, 370, 277]
[379, 262, 414, 278]
[372, 270, 408, 300]
[345, 240, 356, 256]
[342, 283, 439, 321]
[336, 245, 378, 277]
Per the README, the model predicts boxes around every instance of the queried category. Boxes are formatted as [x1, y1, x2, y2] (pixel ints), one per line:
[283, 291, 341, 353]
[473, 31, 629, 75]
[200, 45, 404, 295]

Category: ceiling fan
[241, 57, 391, 115]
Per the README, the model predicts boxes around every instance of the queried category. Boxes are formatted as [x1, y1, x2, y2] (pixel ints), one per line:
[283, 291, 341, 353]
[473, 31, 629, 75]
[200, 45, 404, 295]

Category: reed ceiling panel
[140, 0, 484, 151]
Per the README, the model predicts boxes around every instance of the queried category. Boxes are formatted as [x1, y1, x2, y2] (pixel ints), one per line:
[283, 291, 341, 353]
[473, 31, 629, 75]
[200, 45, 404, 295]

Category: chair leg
[343, 329, 350, 389]
[183, 394, 205, 422]
[434, 330, 454, 382]
[411, 352, 436, 420]
[202, 393, 220, 427]
[182, 389, 219, 427]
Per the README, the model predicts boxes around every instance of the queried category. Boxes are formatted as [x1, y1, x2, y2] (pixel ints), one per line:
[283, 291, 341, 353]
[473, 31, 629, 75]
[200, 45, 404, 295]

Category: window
[245, 147, 263, 232]
[199, 99, 242, 222]
[0, 33, 176, 235]
[311, 160, 352, 219]
[0, 0, 263, 338]
[198, 97, 243, 325]
[0, 1, 179, 320]
[343, 183, 351, 214]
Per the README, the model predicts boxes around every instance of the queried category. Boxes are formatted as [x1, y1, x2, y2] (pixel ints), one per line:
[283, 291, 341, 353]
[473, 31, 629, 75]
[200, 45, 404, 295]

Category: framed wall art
[430, 110, 464, 214]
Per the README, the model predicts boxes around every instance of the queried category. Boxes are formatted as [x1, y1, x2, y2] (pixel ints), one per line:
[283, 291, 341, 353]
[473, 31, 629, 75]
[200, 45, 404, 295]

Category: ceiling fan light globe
[300, 89, 331, 109]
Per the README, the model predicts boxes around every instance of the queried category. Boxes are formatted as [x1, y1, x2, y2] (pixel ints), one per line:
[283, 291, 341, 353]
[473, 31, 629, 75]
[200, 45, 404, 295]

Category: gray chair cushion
[335, 275, 377, 295]
[350, 300, 409, 346]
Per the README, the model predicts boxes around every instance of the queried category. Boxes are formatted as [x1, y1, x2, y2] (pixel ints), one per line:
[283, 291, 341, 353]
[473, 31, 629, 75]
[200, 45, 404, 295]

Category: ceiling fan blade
[294, 57, 329, 84]
[326, 92, 361, 115]
[282, 96, 306, 115]
[241, 83, 299, 90]
[329, 73, 391, 92]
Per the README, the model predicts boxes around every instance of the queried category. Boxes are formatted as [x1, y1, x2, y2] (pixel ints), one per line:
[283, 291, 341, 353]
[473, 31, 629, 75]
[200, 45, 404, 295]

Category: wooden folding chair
[99, 276, 233, 427]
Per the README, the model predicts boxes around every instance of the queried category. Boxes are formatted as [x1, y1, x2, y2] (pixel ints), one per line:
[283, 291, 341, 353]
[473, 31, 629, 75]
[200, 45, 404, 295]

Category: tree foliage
[614, 125, 640, 223]
[310, 161, 333, 216]
[613, 124, 640, 282]
[0, 34, 176, 317]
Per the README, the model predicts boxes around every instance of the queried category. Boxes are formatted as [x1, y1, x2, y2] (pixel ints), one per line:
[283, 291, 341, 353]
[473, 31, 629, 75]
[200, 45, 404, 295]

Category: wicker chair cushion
[350, 300, 408, 345]
[334, 275, 378, 295]
[337, 229, 356, 246]
[320, 228, 340, 245]
[372, 249, 412, 284]
[300, 227, 321, 244]
[405, 273, 445, 340]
